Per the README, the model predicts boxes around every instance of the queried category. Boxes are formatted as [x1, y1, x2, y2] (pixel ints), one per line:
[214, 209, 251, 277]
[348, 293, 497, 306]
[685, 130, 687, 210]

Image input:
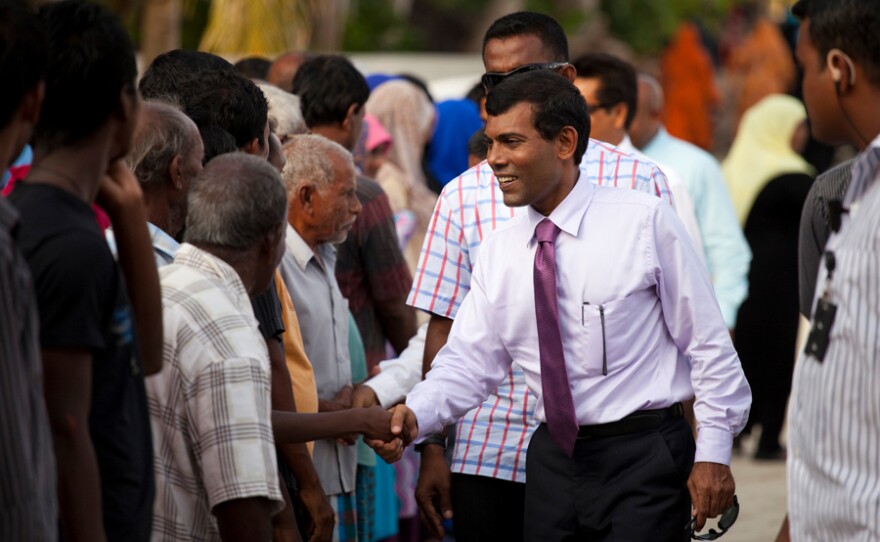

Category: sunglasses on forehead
[481, 62, 569, 91]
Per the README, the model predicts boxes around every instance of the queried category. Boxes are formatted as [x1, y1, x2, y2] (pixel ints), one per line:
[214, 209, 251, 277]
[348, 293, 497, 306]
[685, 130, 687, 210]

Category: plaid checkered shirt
[408, 139, 671, 482]
[148, 243, 283, 540]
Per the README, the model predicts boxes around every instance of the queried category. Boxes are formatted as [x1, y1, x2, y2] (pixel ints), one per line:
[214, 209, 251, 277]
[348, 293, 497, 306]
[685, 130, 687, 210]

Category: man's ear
[243, 137, 262, 156]
[342, 103, 361, 133]
[610, 102, 629, 131]
[296, 183, 317, 215]
[168, 154, 184, 190]
[559, 63, 577, 83]
[116, 85, 138, 127]
[556, 126, 578, 161]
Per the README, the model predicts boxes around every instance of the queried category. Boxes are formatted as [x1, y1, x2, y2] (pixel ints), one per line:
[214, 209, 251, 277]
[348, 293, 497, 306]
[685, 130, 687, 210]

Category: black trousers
[451, 472, 526, 542]
[525, 417, 695, 541]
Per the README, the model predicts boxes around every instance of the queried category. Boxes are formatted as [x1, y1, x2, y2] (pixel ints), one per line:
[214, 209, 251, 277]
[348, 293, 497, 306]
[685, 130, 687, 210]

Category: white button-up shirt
[407, 174, 751, 466]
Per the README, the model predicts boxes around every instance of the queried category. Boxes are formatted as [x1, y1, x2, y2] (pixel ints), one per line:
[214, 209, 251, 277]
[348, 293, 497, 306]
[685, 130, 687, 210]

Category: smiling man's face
[485, 101, 570, 215]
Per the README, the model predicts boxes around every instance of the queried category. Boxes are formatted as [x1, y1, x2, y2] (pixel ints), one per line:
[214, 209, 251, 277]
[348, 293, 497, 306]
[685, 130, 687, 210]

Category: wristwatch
[414, 433, 447, 453]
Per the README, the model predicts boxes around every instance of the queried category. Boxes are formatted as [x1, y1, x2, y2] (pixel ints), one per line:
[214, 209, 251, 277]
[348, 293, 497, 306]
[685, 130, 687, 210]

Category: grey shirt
[0, 198, 57, 541]
[280, 224, 355, 496]
[798, 160, 853, 318]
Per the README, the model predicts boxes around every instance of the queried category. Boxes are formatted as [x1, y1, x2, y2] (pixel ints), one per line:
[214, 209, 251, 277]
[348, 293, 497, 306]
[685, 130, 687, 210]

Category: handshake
[359, 404, 420, 463]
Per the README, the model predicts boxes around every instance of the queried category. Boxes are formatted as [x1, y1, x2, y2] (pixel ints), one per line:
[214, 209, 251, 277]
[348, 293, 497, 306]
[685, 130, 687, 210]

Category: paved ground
[716, 433, 787, 542]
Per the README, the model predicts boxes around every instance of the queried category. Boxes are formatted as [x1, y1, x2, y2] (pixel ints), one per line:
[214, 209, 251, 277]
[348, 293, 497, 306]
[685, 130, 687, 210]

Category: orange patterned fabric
[727, 19, 797, 128]
[661, 23, 720, 151]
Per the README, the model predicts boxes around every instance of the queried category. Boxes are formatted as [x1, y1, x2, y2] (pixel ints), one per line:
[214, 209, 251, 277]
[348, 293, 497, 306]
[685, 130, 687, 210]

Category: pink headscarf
[364, 113, 392, 153]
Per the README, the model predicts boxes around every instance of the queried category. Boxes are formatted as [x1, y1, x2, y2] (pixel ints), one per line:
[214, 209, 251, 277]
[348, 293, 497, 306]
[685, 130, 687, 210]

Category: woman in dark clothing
[723, 95, 814, 460]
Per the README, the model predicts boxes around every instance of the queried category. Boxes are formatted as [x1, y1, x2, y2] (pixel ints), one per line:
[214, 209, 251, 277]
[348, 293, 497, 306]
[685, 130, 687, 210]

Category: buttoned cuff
[363, 378, 401, 409]
[406, 395, 442, 442]
[695, 426, 734, 466]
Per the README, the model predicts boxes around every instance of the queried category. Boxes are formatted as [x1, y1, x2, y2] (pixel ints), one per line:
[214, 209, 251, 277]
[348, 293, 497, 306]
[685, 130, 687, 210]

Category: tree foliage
[600, 0, 745, 54]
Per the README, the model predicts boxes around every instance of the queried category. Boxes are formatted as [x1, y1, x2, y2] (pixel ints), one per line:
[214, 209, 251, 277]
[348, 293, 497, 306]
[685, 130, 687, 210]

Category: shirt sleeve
[407, 182, 473, 319]
[365, 322, 427, 408]
[647, 163, 675, 208]
[190, 355, 282, 512]
[651, 202, 752, 466]
[405, 252, 511, 437]
[251, 285, 285, 341]
[33, 232, 115, 352]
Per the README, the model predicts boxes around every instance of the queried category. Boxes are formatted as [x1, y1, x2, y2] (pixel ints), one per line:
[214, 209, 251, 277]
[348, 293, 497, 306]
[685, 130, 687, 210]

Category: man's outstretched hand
[365, 404, 419, 463]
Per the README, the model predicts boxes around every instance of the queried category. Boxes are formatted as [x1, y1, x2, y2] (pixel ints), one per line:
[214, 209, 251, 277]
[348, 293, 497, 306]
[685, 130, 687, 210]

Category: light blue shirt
[105, 222, 180, 268]
[642, 128, 751, 327]
[279, 225, 355, 496]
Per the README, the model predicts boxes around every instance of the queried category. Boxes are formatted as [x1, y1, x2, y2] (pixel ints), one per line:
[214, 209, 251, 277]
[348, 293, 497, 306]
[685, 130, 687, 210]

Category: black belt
[575, 403, 684, 439]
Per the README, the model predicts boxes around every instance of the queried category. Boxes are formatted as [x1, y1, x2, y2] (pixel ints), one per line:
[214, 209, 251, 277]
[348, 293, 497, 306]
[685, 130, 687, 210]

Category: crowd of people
[1, 0, 879, 541]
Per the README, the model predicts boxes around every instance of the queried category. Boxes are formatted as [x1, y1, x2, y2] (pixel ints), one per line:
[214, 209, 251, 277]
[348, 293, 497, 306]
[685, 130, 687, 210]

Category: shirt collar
[285, 223, 314, 271]
[148, 222, 180, 264]
[617, 135, 635, 153]
[285, 223, 336, 271]
[844, 133, 880, 207]
[525, 169, 595, 243]
[173, 243, 250, 306]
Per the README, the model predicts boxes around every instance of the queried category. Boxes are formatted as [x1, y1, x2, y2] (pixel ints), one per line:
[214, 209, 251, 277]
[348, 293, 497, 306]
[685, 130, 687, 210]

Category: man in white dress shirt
[384, 70, 751, 540]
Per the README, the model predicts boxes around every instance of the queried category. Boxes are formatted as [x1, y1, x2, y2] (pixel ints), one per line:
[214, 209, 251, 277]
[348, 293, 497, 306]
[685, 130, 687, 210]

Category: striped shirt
[149, 244, 283, 540]
[0, 198, 56, 541]
[788, 138, 880, 540]
[408, 139, 671, 482]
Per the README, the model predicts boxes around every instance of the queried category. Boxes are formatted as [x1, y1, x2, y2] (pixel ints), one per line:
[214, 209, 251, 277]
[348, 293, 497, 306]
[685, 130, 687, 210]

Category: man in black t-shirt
[9, 3, 163, 540]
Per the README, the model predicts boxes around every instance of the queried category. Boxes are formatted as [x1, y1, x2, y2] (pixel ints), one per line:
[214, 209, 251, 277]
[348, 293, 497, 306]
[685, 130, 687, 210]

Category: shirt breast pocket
[579, 295, 640, 376]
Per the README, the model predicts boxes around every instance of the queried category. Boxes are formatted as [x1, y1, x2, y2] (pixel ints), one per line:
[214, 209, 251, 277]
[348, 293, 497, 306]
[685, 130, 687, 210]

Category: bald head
[268, 51, 310, 92]
[629, 74, 665, 150]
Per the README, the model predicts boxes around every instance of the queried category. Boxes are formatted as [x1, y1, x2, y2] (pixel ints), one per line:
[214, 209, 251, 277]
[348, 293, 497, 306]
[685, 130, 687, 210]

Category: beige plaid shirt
[148, 244, 282, 541]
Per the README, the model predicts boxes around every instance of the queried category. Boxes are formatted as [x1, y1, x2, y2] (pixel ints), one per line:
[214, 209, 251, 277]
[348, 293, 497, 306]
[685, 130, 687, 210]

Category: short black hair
[35, 0, 137, 151]
[139, 49, 233, 102]
[485, 70, 589, 165]
[181, 70, 269, 151]
[465, 81, 486, 106]
[199, 125, 239, 165]
[571, 53, 638, 129]
[290, 55, 370, 128]
[467, 127, 488, 160]
[234, 56, 272, 80]
[0, 0, 47, 130]
[792, 0, 880, 84]
[482, 12, 569, 63]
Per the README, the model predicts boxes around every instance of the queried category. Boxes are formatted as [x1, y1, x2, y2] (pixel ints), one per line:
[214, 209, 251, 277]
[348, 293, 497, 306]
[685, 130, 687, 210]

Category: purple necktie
[533, 218, 578, 457]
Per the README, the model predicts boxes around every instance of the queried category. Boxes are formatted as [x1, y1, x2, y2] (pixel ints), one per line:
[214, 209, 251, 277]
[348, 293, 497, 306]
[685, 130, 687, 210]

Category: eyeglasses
[481, 62, 569, 91]
[685, 495, 739, 540]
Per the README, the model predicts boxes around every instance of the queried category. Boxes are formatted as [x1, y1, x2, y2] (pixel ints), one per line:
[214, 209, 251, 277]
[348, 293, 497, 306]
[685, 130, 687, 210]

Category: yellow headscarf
[722, 94, 814, 225]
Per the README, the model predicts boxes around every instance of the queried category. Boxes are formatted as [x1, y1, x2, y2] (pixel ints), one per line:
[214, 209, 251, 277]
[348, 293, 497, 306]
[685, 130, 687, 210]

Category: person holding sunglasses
[380, 69, 751, 541]
[389, 11, 749, 542]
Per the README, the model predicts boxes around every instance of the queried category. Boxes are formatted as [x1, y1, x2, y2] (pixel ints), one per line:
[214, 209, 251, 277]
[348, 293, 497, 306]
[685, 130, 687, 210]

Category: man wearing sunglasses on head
[401, 11, 734, 542]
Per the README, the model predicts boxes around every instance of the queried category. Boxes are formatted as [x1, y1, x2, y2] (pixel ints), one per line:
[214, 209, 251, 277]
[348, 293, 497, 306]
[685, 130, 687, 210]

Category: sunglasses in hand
[685, 495, 739, 540]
